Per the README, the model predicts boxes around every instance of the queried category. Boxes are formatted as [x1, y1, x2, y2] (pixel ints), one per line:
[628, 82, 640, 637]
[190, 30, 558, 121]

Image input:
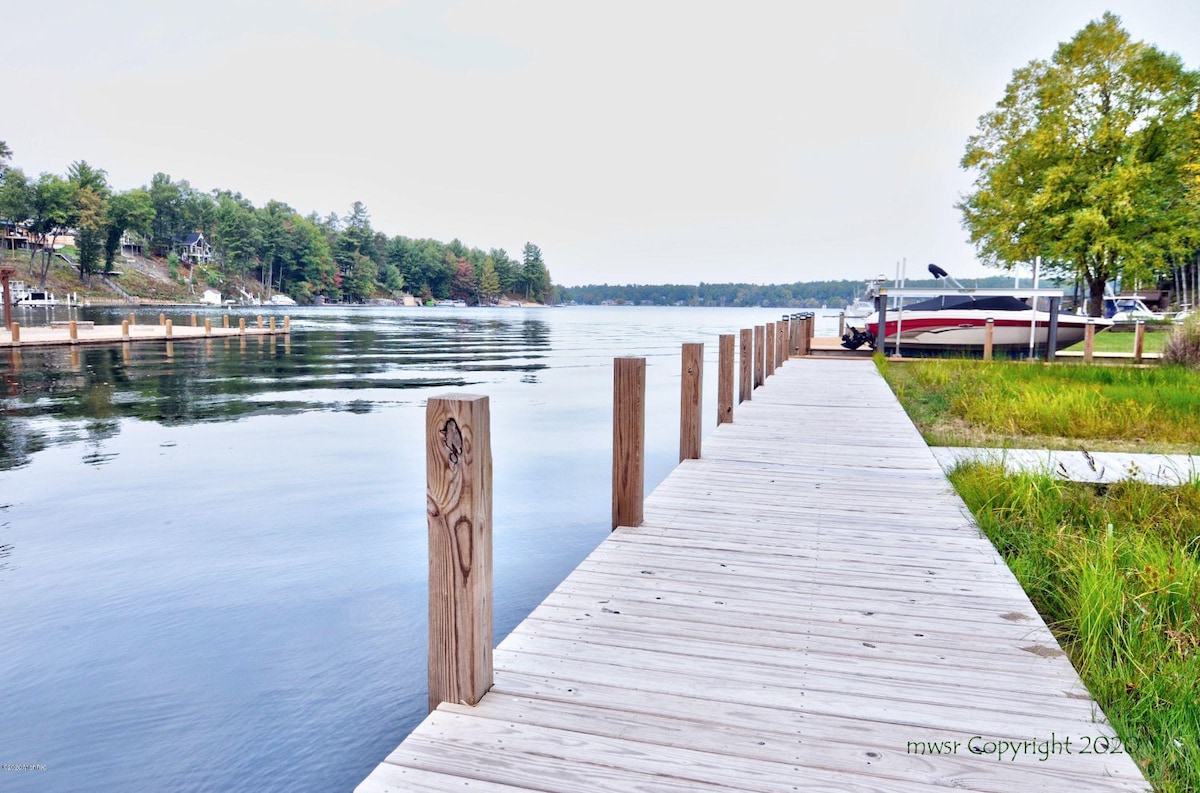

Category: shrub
[1162, 314, 1200, 369]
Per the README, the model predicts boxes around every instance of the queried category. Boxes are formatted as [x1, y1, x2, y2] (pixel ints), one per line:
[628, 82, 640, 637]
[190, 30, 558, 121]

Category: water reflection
[0, 310, 552, 470]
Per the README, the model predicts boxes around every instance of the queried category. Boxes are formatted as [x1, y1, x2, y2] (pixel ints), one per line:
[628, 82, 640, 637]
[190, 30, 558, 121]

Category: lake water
[0, 305, 843, 792]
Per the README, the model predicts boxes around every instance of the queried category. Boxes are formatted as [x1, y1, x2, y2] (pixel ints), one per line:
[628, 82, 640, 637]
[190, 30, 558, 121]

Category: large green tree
[67, 161, 111, 281]
[960, 13, 1200, 314]
[102, 189, 154, 272]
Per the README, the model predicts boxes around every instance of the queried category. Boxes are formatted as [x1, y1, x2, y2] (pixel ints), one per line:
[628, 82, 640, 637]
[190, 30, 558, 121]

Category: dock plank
[356, 358, 1151, 792]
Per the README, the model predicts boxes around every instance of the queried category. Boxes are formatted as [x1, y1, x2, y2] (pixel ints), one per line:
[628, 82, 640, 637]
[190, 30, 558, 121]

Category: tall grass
[879, 357, 1200, 452]
[952, 464, 1200, 792]
[1163, 314, 1200, 369]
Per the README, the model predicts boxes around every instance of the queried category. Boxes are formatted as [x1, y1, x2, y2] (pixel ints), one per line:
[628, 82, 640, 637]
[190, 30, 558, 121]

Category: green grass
[950, 464, 1200, 793]
[1063, 328, 1170, 355]
[878, 357, 1200, 453]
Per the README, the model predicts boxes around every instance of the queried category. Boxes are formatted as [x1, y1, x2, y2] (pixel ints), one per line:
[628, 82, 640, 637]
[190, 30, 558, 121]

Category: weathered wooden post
[983, 318, 994, 361]
[204, 318, 212, 336]
[284, 316, 291, 334]
[68, 320, 78, 342]
[612, 357, 645, 530]
[122, 320, 130, 339]
[1084, 321, 1095, 363]
[190, 313, 197, 327]
[718, 334, 734, 425]
[257, 315, 264, 329]
[1134, 320, 1145, 363]
[269, 316, 277, 333]
[10, 322, 19, 344]
[765, 322, 775, 377]
[0, 267, 14, 330]
[165, 319, 173, 337]
[775, 321, 785, 366]
[426, 393, 493, 712]
[223, 315, 231, 329]
[238, 317, 247, 336]
[158, 312, 165, 326]
[129, 312, 136, 326]
[754, 326, 765, 388]
[680, 342, 703, 461]
[739, 328, 752, 404]
[1045, 297, 1061, 363]
[838, 312, 845, 338]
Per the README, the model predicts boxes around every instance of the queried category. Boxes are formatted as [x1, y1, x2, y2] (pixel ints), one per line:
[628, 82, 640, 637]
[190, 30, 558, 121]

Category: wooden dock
[1, 315, 287, 349]
[358, 356, 1150, 792]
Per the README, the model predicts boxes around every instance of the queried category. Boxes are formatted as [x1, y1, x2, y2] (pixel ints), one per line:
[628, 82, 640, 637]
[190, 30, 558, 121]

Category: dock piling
[612, 357, 646, 530]
[1084, 322, 1095, 363]
[680, 343, 704, 461]
[1134, 321, 1145, 363]
[426, 394, 493, 712]
[983, 318, 994, 360]
[10, 322, 19, 344]
[739, 328, 752, 404]
[165, 319, 173, 337]
[765, 322, 775, 377]
[754, 326, 765, 388]
[718, 334, 734, 425]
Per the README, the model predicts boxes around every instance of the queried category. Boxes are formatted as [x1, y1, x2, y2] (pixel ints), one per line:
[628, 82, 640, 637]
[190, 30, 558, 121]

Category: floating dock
[1, 316, 287, 349]
[358, 357, 1149, 792]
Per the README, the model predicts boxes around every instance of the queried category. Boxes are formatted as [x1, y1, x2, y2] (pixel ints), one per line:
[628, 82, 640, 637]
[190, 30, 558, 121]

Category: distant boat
[268, 294, 297, 306]
[434, 299, 468, 308]
[844, 275, 887, 319]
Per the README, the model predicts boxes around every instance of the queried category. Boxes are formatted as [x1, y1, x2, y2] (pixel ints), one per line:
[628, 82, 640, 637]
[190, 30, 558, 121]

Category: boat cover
[901, 295, 1029, 312]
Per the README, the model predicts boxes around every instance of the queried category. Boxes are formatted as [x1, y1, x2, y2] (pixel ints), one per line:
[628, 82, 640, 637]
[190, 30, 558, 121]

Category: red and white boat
[840, 266, 1112, 356]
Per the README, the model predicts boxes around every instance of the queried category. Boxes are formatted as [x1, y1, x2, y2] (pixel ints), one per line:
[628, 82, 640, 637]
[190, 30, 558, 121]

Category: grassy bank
[878, 357, 1200, 453]
[951, 464, 1200, 793]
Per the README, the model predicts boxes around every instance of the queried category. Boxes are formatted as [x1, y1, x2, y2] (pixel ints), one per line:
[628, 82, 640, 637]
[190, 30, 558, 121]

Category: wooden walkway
[358, 358, 1150, 792]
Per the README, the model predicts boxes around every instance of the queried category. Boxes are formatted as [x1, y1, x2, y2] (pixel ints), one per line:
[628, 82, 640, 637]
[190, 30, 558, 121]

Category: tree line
[0, 145, 553, 304]
[559, 276, 1016, 308]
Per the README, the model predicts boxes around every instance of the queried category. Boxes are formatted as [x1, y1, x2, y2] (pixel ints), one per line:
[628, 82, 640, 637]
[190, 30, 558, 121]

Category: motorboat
[268, 293, 297, 306]
[841, 264, 1112, 356]
[844, 275, 887, 319]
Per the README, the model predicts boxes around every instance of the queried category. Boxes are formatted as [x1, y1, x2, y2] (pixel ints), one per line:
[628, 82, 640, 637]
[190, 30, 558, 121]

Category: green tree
[67, 161, 111, 281]
[960, 13, 1200, 314]
[27, 174, 75, 286]
[479, 257, 501, 303]
[521, 241, 551, 302]
[102, 189, 154, 272]
[212, 192, 261, 281]
[0, 166, 30, 252]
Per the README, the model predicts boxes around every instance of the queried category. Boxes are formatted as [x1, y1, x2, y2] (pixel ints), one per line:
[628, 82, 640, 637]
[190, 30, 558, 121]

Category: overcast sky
[4, 1, 1199, 286]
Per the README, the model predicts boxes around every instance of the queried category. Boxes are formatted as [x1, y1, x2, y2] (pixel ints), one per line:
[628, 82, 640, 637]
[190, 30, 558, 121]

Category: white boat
[844, 275, 887, 319]
[434, 299, 468, 308]
[268, 294, 297, 306]
[842, 265, 1111, 355]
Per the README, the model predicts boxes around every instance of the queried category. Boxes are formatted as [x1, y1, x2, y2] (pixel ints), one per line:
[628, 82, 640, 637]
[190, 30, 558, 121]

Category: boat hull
[862, 311, 1109, 355]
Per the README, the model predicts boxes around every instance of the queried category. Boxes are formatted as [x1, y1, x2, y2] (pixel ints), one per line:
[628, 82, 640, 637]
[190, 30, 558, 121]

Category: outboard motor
[841, 327, 875, 350]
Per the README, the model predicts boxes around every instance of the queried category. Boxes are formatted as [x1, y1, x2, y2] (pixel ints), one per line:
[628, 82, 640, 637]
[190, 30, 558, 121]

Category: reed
[878, 358, 1200, 452]
[951, 463, 1200, 793]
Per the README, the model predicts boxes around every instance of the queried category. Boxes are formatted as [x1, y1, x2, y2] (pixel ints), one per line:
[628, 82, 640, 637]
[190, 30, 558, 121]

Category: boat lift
[875, 286, 1070, 361]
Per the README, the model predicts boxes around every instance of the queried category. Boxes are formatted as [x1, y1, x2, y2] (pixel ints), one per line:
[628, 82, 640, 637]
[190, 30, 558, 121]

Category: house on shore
[175, 233, 213, 265]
